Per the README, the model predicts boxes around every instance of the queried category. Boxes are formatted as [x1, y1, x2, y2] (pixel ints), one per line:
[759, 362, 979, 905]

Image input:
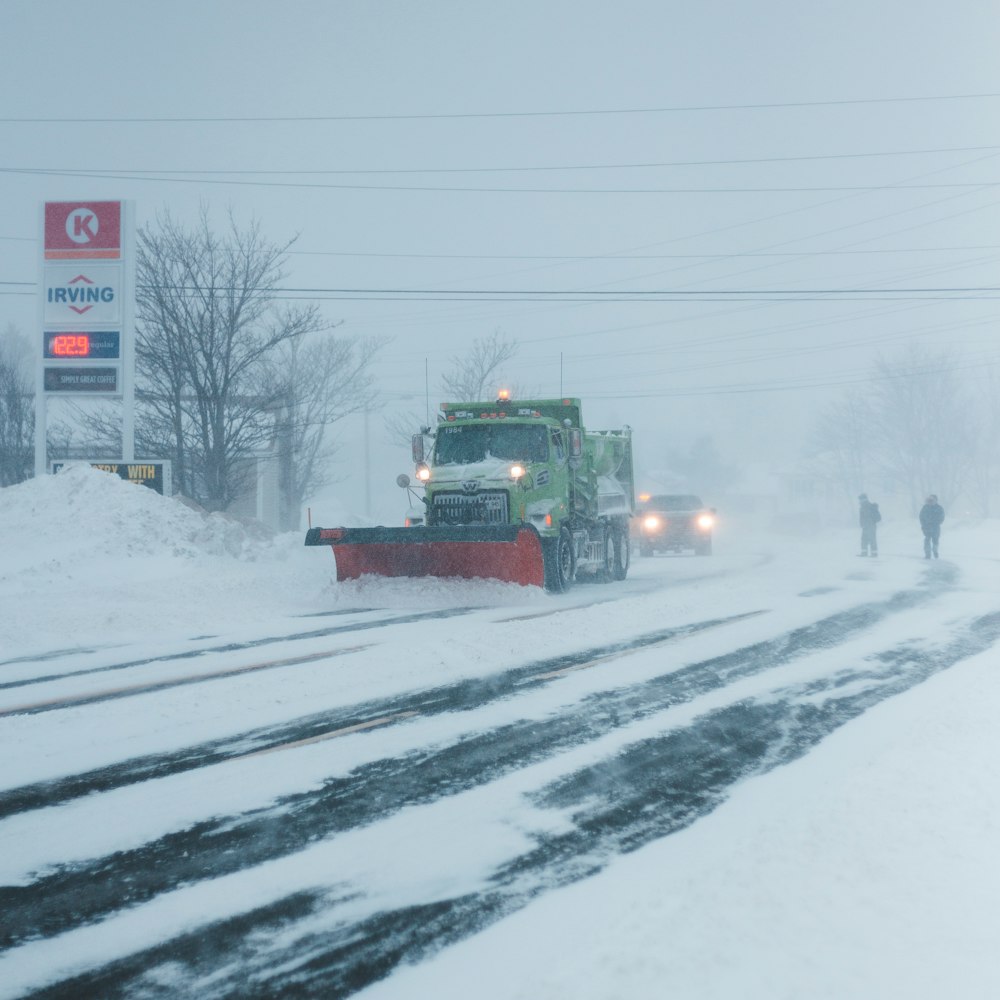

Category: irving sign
[43, 266, 122, 325]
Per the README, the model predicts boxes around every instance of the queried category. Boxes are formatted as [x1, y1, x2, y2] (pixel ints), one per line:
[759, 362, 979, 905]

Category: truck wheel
[544, 527, 575, 592]
[612, 526, 630, 580]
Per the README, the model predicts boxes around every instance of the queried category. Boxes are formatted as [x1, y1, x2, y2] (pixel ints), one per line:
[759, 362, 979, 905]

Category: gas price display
[44, 331, 120, 360]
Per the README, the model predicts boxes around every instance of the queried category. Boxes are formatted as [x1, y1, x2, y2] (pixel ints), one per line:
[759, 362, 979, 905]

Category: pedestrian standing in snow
[858, 493, 881, 556]
[919, 494, 945, 558]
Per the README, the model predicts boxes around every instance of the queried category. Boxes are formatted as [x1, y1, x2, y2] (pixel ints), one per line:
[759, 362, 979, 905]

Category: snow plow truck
[305, 394, 635, 591]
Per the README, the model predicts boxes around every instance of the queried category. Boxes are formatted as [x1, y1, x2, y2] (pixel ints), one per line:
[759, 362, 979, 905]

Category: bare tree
[0, 325, 33, 487]
[384, 330, 520, 449]
[269, 334, 385, 530]
[440, 330, 518, 402]
[383, 407, 429, 450]
[136, 209, 328, 510]
[809, 344, 976, 512]
[867, 344, 974, 510]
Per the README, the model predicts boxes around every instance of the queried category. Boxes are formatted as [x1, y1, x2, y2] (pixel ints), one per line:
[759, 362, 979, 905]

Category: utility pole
[363, 404, 372, 517]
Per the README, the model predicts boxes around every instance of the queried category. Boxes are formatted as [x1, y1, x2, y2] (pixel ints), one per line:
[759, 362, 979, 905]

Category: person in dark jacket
[858, 493, 881, 556]
[919, 495, 945, 558]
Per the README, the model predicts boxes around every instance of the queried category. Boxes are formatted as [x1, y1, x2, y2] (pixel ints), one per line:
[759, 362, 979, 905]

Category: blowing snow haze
[2, 1, 999, 523]
[3, 9, 1000, 993]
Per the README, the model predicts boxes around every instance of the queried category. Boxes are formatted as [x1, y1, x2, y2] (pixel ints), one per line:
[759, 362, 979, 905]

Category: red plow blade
[305, 525, 545, 588]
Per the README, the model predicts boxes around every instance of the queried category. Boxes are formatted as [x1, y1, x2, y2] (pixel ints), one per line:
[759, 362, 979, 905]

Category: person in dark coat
[858, 493, 881, 556]
[919, 494, 945, 558]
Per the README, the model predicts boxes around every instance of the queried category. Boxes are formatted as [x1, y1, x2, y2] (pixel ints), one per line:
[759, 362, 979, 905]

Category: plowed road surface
[1, 548, 994, 998]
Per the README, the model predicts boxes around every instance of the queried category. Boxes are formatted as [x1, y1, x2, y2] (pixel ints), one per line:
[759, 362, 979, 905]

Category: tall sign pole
[121, 202, 136, 462]
[36, 200, 135, 476]
[33, 207, 47, 477]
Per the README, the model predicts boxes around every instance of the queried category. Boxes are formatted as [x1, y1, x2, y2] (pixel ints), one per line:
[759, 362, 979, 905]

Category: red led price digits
[51, 334, 90, 357]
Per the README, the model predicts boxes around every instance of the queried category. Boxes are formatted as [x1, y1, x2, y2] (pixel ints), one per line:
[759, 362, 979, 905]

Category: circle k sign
[44, 202, 122, 260]
[66, 207, 100, 243]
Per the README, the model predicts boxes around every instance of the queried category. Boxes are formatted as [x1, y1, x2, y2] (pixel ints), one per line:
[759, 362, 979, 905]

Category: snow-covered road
[2, 467, 999, 999]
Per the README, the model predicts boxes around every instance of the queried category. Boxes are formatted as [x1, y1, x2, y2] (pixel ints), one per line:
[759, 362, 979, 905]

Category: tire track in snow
[0, 568, 955, 954]
[0, 611, 760, 821]
[26, 605, 1000, 1000]
[0, 608, 476, 698]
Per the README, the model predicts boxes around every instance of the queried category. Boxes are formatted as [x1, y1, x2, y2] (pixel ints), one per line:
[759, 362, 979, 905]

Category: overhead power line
[4, 280, 998, 300]
[6, 235, 1000, 260]
[2, 91, 1000, 124]
[185, 284, 1000, 296]
[286, 245, 1000, 261]
[2, 166, 1000, 194]
[4, 144, 999, 175]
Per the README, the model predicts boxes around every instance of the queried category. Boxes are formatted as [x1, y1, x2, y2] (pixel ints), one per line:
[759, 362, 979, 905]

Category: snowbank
[0, 466, 330, 653]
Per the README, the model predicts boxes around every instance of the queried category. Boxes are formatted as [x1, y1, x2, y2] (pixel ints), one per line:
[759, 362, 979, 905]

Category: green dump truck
[305, 394, 635, 591]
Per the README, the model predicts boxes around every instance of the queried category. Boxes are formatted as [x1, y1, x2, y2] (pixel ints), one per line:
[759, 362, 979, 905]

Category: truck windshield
[435, 424, 549, 464]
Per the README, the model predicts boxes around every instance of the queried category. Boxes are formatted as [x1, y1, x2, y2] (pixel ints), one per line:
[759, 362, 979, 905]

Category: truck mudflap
[304, 524, 545, 588]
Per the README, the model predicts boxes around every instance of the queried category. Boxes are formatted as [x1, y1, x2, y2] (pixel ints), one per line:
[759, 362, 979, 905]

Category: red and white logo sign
[44, 202, 122, 260]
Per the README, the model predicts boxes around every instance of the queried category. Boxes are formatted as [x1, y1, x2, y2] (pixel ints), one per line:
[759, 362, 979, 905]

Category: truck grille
[432, 490, 509, 525]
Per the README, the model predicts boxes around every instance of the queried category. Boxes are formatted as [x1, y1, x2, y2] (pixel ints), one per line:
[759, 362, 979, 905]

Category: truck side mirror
[568, 428, 583, 459]
[411, 434, 425, 463]
[397, 474, 411, 488]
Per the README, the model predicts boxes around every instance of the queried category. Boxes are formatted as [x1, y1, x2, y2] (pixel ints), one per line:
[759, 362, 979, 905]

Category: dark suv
[635, 494, 715, 556]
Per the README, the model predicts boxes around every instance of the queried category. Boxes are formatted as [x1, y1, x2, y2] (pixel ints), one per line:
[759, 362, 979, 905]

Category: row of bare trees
[127, 210, 384, 525]
[807, 344, 995, 514]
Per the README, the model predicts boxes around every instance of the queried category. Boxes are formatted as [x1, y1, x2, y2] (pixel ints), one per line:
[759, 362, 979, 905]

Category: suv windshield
[435, 424, 549, 464]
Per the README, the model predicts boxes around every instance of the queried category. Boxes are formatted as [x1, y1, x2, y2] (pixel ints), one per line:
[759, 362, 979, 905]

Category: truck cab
[412, 396, 634, 590]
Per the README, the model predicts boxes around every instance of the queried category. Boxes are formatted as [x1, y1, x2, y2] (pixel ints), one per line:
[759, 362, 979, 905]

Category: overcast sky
[3, 1, 999, 518]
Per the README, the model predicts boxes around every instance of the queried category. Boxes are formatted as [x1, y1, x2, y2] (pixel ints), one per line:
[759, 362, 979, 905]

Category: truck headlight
[697, 514, 714, 530]
[643, 515, 661, 530]
[510, 464, 526, 480]
[415, 463, 431, 482]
